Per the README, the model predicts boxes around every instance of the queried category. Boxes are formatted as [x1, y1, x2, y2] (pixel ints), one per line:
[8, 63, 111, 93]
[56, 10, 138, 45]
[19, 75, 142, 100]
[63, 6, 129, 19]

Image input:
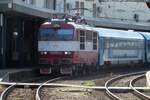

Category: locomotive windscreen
[39, 28, 73, 41]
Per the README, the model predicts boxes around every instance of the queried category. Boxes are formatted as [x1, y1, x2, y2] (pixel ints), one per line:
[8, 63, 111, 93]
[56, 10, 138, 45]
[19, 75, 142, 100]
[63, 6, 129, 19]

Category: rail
[36, 77, 63, 100]
[105, 71, 146, 100]
[0, 83, 16, 100]
[130, 74, 150, 100]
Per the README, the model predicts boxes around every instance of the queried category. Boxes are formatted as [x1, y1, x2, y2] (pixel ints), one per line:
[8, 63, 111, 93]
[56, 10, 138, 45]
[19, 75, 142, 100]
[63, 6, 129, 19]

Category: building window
[22, 0, 35, 5]
[75, 1, 79, 10]
[44, 0, 50, 9]
[80, 2, 84, 16]
[93, 3, 96, 17]
[66, 3, 69, 10]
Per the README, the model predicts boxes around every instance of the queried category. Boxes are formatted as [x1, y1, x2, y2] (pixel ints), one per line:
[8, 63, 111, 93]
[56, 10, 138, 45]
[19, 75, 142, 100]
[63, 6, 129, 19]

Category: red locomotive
[38, 19, 98, 74]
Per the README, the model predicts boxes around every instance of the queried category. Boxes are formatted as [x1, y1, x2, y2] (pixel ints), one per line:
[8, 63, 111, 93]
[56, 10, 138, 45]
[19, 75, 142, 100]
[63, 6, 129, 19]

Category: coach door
[0, 26, 2, 67]
[99, 37, 104, 65]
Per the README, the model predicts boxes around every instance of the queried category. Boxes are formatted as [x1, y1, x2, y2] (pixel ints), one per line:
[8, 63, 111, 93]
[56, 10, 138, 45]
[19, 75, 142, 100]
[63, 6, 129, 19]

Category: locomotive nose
[39, 51, 73, 65]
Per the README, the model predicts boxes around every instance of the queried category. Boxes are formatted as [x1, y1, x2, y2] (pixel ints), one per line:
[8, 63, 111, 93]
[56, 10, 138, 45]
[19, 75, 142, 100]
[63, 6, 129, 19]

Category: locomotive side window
[86, 30, 92, 41]
[93, 32, 98, 50]
[80, 30, 85, 50]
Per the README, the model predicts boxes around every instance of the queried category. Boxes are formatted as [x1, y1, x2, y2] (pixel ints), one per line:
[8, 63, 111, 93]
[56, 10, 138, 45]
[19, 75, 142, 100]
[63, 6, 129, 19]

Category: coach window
[93, 32, 98, 50]
[118, 41, 122, 48]
[80, 30, 85, 50]
[148, 40, 150, 52]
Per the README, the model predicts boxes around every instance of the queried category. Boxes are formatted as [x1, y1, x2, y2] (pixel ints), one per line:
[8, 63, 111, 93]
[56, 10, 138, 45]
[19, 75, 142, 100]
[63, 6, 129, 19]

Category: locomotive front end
[38, 20, 75, 74]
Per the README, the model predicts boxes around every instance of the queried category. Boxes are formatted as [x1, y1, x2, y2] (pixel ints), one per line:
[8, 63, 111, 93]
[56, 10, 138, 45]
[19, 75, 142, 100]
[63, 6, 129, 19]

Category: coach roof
[138, 32, 150, 40]
[95, 28, 144, 40]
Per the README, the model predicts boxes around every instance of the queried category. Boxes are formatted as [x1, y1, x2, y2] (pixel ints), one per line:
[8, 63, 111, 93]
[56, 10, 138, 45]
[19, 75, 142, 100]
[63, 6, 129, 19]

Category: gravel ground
[41, 87, 111, 100]
[6, 88, 36, 100]
[114, 92, 140, 100]
[56, 72, 117, 86]
[0, 85, 7, 95]
[143, 91, 150, 96]
[133, 76, 150, 97]
[39, 73, 116, 100]
[110, 75, 140, 87]
[134, 77, 146, 87]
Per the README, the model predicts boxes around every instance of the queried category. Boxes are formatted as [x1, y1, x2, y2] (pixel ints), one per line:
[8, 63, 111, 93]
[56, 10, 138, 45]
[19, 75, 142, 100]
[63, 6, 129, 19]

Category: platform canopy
[0, 0, 65, 19]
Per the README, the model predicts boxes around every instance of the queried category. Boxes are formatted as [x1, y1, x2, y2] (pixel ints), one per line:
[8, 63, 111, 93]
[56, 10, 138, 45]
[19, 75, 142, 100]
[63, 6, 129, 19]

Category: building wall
[65, 0, 93, 17]
[98, 2, 150, 21]
[56, 0, 65, 13]
[65, 0, 150, 22]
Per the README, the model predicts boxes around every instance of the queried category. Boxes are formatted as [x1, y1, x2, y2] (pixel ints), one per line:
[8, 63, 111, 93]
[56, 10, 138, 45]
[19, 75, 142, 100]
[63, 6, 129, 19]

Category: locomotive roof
[69, 22, 143, 39]
[95, 28, 144, 40]
[69, 22, 96, 31]
[138, 32, 150, 40]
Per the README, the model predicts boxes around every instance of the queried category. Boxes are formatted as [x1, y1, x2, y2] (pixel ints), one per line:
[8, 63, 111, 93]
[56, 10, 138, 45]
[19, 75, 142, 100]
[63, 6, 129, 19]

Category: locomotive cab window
[39, 28, 74, 41]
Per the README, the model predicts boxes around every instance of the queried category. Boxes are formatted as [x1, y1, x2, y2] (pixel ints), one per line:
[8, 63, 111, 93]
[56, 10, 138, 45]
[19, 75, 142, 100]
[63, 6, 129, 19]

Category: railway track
[130, 74, 150, 100]
[0, 81, 37, 100]
[36, 77, 64, 100]
[0, 69, 149, 100]
[105, 71, 147, 100]
[0, 75, 64, 100]
[37, 78, 110, 100]
[0, 83, 16, 100]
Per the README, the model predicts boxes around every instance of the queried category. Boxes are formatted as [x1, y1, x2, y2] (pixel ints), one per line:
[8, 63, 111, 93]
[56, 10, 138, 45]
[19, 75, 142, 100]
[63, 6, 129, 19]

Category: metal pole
[0, 13, 3, 26]
[0, 13, 3, 56]
[64, 0, 67, 12]
[0, 13, 4, 68]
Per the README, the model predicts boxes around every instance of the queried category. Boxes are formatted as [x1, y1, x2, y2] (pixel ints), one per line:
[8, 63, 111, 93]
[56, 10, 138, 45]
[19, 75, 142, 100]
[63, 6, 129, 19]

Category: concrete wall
[65, 0, 150, 22]
[98, 2, 150, 21]
[56, 0, 64, 12]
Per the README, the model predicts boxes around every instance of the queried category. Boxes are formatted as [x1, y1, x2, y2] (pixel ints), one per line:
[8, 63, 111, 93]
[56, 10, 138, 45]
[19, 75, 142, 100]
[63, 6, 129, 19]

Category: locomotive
[38, 19, 150, 75]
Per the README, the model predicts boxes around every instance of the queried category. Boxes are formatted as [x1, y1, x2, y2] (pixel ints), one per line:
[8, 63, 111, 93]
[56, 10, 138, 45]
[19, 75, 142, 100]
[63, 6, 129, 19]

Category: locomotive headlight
[64, 51, 71, 55]
[64, 52, 68, 55]
[40, 51, 47, 55]
[44, 51, 47, 55]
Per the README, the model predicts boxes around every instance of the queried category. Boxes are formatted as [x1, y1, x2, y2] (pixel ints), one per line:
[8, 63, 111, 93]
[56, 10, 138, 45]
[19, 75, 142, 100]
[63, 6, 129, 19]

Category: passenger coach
[96, 28, 144, 67]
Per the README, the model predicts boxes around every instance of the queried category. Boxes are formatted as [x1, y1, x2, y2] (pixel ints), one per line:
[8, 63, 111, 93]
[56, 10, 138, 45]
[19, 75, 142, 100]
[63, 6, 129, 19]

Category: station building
[0, 0, 65, 69]
[0, 0, 150, 69]
[65, 0, 150, 31]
